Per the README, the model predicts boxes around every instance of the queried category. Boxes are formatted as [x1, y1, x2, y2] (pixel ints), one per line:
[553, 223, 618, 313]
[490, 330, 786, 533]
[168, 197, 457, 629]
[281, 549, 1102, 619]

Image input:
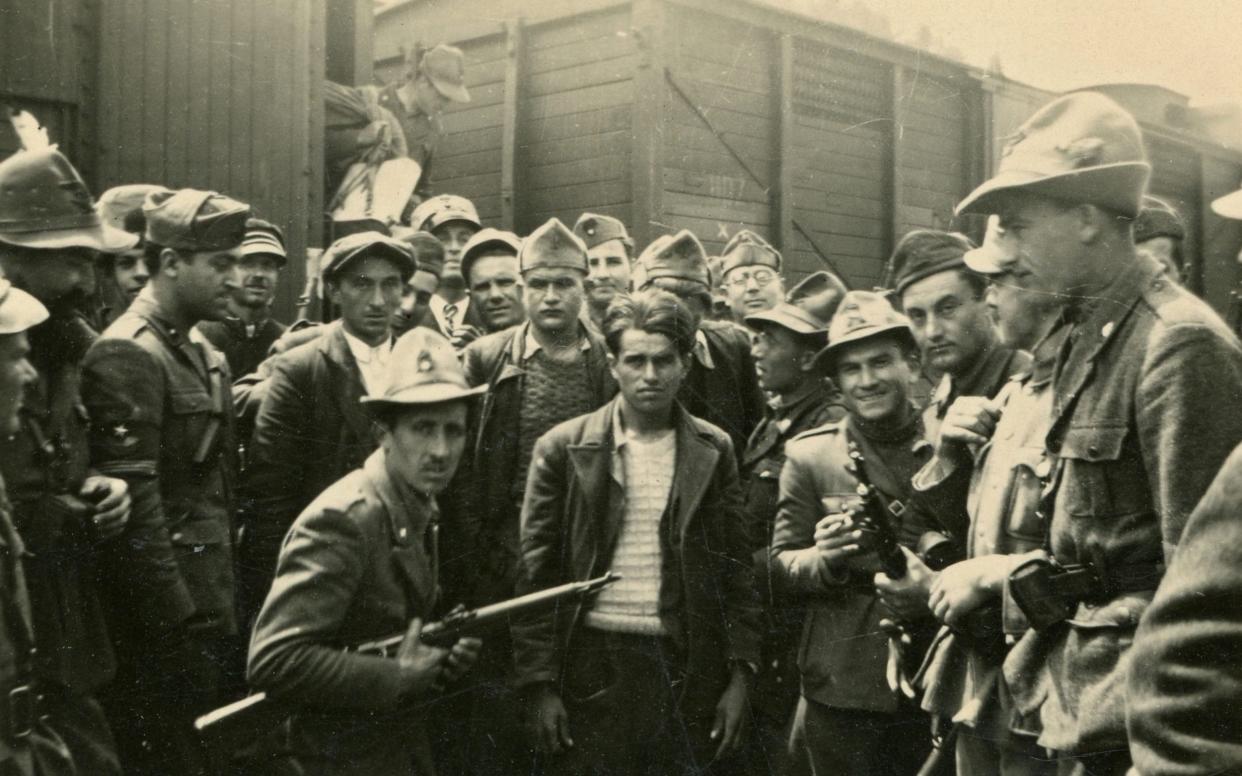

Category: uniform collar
[693, 329, 715, 369]
[934, 341, 1018, 415]
[523, 321, 591, 361]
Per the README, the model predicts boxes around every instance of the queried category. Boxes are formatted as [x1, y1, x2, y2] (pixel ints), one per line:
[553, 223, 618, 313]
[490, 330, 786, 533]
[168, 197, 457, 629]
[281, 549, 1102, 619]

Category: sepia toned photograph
[0, 0, 1239, 773]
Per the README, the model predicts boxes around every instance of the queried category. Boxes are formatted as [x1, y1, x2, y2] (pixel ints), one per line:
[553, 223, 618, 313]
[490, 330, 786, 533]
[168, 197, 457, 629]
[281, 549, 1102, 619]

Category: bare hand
[874, 547, 934, 620]
[396, 618, 449, 698]
[527, 685, 573, 755]
[80, 475, 130, 539]
[710, 669, 750, 758]
[929, 555, 1010, 626]
[936, 397, 1002, 464]
[814, 511, 870, 572]
[441, 637, 482, 684]
[450, 325, 483, 349]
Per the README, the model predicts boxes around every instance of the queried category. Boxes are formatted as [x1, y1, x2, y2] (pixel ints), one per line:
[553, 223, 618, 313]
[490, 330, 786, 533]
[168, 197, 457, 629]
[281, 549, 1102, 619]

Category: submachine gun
[195, 573, 619, 756]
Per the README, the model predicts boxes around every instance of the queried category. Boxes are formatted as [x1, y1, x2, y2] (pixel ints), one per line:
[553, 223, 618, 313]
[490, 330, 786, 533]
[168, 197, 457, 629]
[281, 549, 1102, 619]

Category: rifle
[195, 573, 619, 756]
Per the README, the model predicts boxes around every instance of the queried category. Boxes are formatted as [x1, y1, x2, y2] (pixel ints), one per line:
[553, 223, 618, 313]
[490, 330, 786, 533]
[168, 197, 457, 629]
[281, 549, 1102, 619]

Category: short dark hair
[603, 288, 697, 358]
[142, 242, 176, 276]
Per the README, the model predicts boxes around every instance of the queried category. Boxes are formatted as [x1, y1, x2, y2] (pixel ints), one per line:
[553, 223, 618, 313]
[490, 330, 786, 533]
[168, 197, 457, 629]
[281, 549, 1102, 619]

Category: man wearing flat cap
[954, 91, 1242, 775]
[248, 328, 483, 775]
[636, 229, 766, 459]
[410, 194, 489, 346]
[1133, 194, 1186, 284]
[573, 212, 634, 332]
[197, 218, 289, 378]
[738, 271, 846, 773]
[462, 227, 526, 336]
[446, 217, 615, 774]
[82, 186, 251, 775]
[0, 147, 138, 775]
[242, 231, 417, 624]
[95, 183, 167, 326]
[720, 229, 785, 322]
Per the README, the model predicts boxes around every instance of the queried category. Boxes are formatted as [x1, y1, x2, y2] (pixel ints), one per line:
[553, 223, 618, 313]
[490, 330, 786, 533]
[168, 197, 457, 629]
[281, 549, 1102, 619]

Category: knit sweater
[514, 348, 596, 498]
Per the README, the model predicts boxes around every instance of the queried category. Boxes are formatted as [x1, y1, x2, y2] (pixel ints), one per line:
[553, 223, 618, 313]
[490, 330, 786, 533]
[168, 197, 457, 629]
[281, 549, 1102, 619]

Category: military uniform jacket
[449, 322, 616, 607]
[248, 450, 440, 774]
[243, 321, 378, 591]
[512, 398, 762, 718]
[770, 416, 939, 714]
[83, 289, 238, 641]
[1002, 257, 1242, 755]
[680, 321, 766, 461]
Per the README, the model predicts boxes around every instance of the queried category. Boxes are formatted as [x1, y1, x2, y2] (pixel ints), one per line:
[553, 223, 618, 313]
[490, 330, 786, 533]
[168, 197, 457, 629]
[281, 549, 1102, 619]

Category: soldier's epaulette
[101, 312, 152, 341]
[789, 417, 846, 443]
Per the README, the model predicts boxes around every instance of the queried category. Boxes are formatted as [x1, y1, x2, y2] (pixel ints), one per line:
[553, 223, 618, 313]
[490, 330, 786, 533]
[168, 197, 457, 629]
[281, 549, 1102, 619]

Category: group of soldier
[2, 56, 1242, 776]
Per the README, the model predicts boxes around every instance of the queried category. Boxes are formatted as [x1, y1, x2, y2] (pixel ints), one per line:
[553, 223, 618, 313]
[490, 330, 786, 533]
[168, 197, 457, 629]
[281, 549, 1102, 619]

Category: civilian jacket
[83, 289, 238, 641]
[449, 323, 615, 607]
[242, 321, 377, 595]
[512, 398, 761, 718]
[1002, 257, 1242, 755]
[198, 315, 287, 380]
[771, 417, 939, 713]
[248, 450, 440, 775]
[680, 321, 766, 461]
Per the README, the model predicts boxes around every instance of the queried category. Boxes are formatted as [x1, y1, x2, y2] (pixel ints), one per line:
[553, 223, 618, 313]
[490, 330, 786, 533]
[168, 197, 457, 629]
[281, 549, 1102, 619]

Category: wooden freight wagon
[374, 0, 1242, 315]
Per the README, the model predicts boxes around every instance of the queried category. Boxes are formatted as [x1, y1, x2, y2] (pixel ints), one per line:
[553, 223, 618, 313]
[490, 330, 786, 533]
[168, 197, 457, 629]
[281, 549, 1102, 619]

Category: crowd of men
[3, 52, 1242, 776]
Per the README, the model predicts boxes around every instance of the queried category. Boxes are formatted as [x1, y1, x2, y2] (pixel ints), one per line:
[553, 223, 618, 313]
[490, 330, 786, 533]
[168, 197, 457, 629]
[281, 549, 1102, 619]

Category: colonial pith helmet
[0, 278, 49, 335]
[719, 229, 781, 277]
[519, 218, 587, 274]
[956, 91, 1151, 218]
[143, 189, 251, 252]
[0, 149, 138, 253]
[241, 218, 288, 266]
[362, 328, 486, 408]
[963, 215, 1020, 276]
[814, 290, 916, 370]
[891, 230, 976, 294]
[637, 229, 710, 288]
[572, 212, 633, 252]
[321, 231, 417, 282]
[745, 271, 846, 335]
[421, 44, 471, 104]
[461, 228, 522, 282]
[97, 183, 171, 241]
[1134, 195, 1185, 243]
[409, 194, 480, 233]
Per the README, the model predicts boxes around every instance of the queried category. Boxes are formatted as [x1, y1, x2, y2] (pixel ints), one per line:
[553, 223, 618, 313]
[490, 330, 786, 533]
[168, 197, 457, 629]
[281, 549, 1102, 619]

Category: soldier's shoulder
[296, 469, 376, 529]
[701, 319, 751, 344]
[99, 310, 154, 342]
[788, 417, 847, 447]
[1138, 274, 1239, 351]
[464, 326, 518, 363]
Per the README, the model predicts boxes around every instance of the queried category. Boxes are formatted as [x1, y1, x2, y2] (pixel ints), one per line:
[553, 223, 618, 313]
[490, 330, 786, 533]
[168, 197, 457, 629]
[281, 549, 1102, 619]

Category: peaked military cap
[241, 218, 287, 265]
[322, 231, 417, 282]
[1134, 195, 1185, 244]
[0, 278, 49, 335]
[637, 229, 710, 288]
[0, 149, 138, 253]
[144, 188, 250, 252]
[814, 289, 916, 370]
[572, 212, 633, 252]
[891, 230, 977, 294]
[462, 228, 522, 282]
[745, 271, 847, 335]
[956, 91, 1151, 218]
[97, 184, 170, 241]
[421, 44, 471, 104]
[519, 218, 587, 274]
[409, 194, 480, 233]
[719, 229, 781, 277]
[362, 328, 486, 409]
[962, 215, 1018, 275]
[391, 227, 446, 278]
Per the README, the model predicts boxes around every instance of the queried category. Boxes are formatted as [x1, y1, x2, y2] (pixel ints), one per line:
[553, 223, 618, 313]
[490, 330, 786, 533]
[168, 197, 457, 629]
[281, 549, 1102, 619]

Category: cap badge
[417, 352, 435, 373]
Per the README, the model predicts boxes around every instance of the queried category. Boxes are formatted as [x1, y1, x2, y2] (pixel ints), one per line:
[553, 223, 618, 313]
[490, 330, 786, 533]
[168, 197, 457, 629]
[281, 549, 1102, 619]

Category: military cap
[409, 194, 480, 233]
[745, 271, 847, 335]
[420, 44, 471, 104]
[0, 148, 138, 253]
[242, 218, 287, 266]
[391, 227, 446, 278]
[962, 215, 1019, 276]
[143, 188, 250, 252]
[636, 230, 710, 288]
[572, 212, 633, 252]
[719, 229, 781, 278]
[814, 290, 916, 370]
[462, 228, 522, 282]
[1212, 187, 1242, 220]
[1134, 195, 1185, 244]
[0, 278, 49, 335]
[321, 231, 417, 282]
[519, 218, 587, 274]
[362, 328, 485, 409]
[956, 91, 1151, 218]
[97, 184, 170, 240]
[891, 230, 977, 294]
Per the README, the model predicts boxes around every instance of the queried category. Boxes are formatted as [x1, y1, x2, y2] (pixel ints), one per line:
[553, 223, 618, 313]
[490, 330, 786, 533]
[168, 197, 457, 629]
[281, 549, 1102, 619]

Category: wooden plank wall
[1146, 134, 1202, 290]
[895, 73, 970, 236]
[96, 0, 325, 322]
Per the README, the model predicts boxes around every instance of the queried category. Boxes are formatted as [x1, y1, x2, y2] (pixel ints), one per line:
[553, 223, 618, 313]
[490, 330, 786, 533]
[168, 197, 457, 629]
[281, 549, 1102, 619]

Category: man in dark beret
[83, 187, 251, 775]
[1133, 195, 1186, 284]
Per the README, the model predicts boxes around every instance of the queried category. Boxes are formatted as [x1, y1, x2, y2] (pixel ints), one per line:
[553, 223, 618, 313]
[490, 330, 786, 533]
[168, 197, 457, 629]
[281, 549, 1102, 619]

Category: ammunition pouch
[1008, 556, 1164, 631]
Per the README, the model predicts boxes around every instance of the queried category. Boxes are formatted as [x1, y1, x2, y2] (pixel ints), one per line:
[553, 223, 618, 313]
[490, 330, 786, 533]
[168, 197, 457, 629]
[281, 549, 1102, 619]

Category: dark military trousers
[795, 696, 931, 776]
[41, 685, 121, 775]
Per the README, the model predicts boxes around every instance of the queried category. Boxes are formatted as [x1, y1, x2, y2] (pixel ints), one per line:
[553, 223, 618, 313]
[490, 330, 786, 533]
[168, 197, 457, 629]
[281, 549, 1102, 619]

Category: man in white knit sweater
[514, 288, 762, 775]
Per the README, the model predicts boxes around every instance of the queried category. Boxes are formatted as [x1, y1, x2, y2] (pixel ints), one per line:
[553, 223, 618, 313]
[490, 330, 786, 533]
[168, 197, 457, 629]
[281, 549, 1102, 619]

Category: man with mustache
[573, 212, 633, 332]
[83, 187, 251, 775]
[462, 227, 526, 334]
[771, 290, 942, 776]
[410, 194, 489, 347]
[0, 148, 138, 776]
[720, 230, 785, 323]
[198, 218, 289, 378]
